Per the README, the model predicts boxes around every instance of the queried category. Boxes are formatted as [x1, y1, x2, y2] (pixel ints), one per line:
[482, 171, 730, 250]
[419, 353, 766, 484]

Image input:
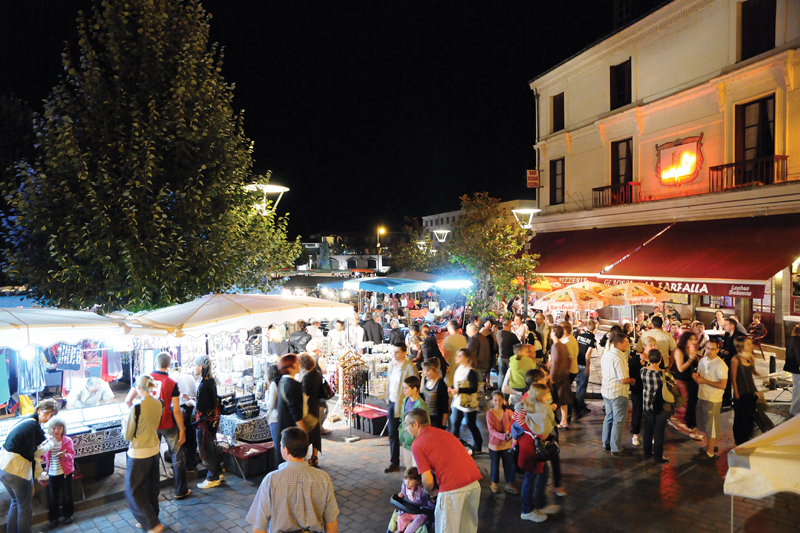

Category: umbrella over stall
[599, 282, 671, 306]
[0, 307, 135, 350]
[532, 287, 608, 312]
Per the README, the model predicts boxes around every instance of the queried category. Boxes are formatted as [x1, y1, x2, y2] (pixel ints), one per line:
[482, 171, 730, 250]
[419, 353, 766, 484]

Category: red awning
[530, 223, 671, 277]
[597, 213, 800, 298]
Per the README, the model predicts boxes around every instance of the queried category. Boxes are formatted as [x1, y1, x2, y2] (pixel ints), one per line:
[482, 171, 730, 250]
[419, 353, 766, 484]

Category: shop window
[346, 259, 357, 269]
[736, 95, 774, 162]
[611, 138, 633, 185]
[550, 158, 565, 206]
[752, 278, 774, 314]
[700, 296, 736, 309]
[552, 92, 565, 133]
[610, 58, 632, 111]
[366, 259, 377, 269]
[740, 0, 776, 62]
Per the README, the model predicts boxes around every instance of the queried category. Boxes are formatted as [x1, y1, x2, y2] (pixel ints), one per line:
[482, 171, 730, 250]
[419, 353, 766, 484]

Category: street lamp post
[244, 183, 290, 216]
[511, 207, 541, 318]
[432, 229, 450, 253]
[377, 226, 386, 271]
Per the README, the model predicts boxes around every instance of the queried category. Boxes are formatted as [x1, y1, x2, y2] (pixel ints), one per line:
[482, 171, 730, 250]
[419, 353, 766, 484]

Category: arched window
[347, 259, 357, 269]
[366, 259, 377, 269]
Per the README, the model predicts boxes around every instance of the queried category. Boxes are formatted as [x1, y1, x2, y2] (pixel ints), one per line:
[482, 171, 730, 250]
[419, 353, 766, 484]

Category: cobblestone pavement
[30, 353, 799, 532]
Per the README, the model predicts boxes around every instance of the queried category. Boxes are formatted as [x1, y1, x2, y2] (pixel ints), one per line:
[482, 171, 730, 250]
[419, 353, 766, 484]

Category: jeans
[575, 365, 589, 412]
[269, 422, 282, 465]
[602, 395, 630, 453]
[197, 422, 221, 480]
[630, 391, 643, 435]
[498, 358, 510, 396]
[388, 401, 401, 466]
[451, 409, 483, 451]
[534, 462, 552, 510]
[520, 471, 540, 514]
[158, 426, 188, 496]
[47, 473, 74, 522]
[125, 454, 160, 531]
[489, 448, 515, 483]
[643, 410, 669, 460]
[0, 469, 33, 533]
[181, 405, 199, 470]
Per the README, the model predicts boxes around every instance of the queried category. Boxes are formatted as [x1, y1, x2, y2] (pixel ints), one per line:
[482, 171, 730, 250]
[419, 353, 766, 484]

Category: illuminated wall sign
[655, 134, 704, 186]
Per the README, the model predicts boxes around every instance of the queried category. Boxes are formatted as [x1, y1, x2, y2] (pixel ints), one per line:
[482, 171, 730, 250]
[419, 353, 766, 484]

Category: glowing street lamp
[512, 207, 540, 318]
[244, 183, 290, 216]
[433, 229, 450, 243]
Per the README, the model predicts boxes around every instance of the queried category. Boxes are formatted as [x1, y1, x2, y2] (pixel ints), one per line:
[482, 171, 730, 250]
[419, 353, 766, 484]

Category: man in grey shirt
[247, 427, 339, 533]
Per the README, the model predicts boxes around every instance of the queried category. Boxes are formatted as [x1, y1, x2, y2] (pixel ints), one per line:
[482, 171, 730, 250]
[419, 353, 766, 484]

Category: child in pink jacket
[486, 391, 519, 494]
[43, 417, 76, 527]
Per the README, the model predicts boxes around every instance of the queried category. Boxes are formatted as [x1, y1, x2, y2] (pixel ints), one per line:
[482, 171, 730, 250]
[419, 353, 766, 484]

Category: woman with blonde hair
[125, 374, 165, 533]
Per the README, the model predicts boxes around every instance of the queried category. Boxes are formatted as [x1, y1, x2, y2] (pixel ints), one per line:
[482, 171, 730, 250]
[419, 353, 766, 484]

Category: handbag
[456, 377, 479, 409]
[534, 435, 560, 462]
[320, 378, 335, 400]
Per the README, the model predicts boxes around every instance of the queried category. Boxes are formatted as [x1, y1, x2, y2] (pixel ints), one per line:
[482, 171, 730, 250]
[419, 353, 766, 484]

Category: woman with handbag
[641, 349, 670, 464]
[447, 348, 483, 453]
[124, 375, 165, 533]
[299, 353, 322, 467]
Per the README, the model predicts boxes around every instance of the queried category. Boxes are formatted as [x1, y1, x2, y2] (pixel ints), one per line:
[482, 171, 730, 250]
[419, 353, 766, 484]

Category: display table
[219, 413, 271, 443]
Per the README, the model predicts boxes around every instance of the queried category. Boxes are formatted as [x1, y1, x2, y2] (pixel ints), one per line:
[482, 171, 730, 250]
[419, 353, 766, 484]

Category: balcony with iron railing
[709, 155, 789, 192]
[592, 181, 641, 208]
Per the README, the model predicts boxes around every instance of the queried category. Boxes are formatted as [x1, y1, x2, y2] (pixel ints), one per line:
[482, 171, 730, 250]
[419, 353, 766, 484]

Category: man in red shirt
[127, 352, 190, 499]
[406, 408, 482, 533]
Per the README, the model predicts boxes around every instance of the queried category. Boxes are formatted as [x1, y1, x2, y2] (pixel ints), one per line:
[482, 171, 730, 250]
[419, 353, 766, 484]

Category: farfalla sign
[598, 278, 765, 299]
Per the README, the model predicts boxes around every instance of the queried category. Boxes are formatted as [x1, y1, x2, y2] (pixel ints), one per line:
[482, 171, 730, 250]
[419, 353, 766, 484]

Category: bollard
[769, 354, 777, 390]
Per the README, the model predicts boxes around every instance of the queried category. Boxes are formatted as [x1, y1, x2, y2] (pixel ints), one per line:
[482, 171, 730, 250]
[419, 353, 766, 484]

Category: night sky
[1, 0, 615, 238]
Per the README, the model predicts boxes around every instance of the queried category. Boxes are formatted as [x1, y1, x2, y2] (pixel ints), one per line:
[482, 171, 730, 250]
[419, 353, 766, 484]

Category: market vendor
[65, 377, 115, 409]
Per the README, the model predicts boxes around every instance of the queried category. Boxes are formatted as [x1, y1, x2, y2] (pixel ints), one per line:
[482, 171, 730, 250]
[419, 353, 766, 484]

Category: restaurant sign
[545, 276, 596, 290]
[599, 277, 764, 299]
[527, 170, 540, 188]
[656, 133, 704, 186]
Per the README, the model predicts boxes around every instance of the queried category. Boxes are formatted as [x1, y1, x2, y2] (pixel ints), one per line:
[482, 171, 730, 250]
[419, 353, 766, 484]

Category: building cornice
[530, 0, 719, 91]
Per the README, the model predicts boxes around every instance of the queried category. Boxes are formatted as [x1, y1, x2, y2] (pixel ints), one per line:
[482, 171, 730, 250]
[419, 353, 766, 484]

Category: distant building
[299, 232, 396, 272]
[527, 0, 800, 344]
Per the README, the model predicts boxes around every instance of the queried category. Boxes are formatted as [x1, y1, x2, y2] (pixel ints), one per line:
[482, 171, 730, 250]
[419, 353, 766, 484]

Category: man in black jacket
[362, 312, 385, 344]
[288, 320, 312, 353]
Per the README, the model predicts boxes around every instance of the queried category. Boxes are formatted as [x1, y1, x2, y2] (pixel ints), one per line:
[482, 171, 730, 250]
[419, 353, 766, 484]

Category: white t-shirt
[66, 380, 114, 408]
[697, 356, 728, 403]
[169, 371, 197, 405]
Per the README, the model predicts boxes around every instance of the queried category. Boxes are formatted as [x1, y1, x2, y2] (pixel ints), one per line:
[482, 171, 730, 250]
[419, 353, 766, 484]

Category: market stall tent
[342, 277, 431, 293]
[0, 307, 133, 350]
[130, 293, 354, 337]
[724, 415, 800, 499]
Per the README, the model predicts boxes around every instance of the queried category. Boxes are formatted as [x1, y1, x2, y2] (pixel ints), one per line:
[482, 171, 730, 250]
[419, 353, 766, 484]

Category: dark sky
[1, 0, 615, 238]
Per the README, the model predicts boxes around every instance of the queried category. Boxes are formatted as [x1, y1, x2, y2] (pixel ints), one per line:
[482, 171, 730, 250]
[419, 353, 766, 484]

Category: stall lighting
[21, 345, 37, 361]
[321, 288, 329, 295]
[281, 289, 292, 297]
[435, 280, 473, 289]
[341, 290, 351, 298]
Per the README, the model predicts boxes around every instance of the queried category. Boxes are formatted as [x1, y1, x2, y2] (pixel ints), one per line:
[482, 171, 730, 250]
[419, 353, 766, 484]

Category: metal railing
[592, 181, 641, 208]
[708, 155, 789, 192]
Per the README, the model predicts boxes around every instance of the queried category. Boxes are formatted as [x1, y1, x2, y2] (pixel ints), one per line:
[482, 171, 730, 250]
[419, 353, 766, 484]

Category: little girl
[43, 417, 76, 527]
[396, 467, 433, 532]
[486, 391, 518, 494]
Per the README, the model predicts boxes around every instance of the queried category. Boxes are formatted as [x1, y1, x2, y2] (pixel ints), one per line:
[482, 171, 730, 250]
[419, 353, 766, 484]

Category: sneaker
[175, 490, 192, 500]
[632, 434, 640, 446]
[197, 479, 222, 489]
[384, 463, 400, 473]
[521, 510, 548, 522]
[504, 485, 520, 495]
[535, 504, 561, 515]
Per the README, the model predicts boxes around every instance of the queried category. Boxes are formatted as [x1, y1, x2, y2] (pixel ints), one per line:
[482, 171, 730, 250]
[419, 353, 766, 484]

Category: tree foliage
[0, 94, 36, 286]
[392, 219, 451, 274]
[1, 0, 301, 311]
[448, 193, 539, 316]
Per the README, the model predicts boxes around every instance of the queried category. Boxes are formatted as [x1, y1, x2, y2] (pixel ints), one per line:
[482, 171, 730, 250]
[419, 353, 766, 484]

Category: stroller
[386, 493, 436, 533]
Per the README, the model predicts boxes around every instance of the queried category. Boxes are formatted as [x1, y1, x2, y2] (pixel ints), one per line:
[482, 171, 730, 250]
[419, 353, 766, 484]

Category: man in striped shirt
[247, 427, 339, 533]
[601, 332, 636, 456]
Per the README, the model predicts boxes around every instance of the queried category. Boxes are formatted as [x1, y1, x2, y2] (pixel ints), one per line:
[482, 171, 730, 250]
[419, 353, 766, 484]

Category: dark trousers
[643, 410, 669, 460]
[575, 365, 589, 412]
[181, 406, 199, 470]
[630, 391, 643, 435]
[47, 473, 74, 522]
[683, 379, 699, 429]
[157, 427, 188, 497]
[733, 393, 757, 445]
[387, 402, 400, 466]
[125, 455, 160, 531]
[197, 422, 221, 480]
[451, 409, 483, 451]
[489, 448, 515, 484]
[430, 413, 445, 430]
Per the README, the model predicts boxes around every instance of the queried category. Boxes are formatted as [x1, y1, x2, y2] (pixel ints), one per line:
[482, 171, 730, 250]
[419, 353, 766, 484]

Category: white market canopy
[724, 415, 800, 499]
[0, 307, 132, 350]
[130, 293, 354, 338]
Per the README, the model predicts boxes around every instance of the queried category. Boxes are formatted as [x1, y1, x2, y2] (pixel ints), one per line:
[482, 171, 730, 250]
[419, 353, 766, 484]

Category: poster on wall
[656, 133, 704, 186]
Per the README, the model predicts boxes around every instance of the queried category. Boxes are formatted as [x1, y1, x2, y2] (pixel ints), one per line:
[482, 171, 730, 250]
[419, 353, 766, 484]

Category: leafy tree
[1, 0, 301, 311]
[448, 193, 539, 316]
[0, 94, 36, 286]
[392, 219, 451, 274]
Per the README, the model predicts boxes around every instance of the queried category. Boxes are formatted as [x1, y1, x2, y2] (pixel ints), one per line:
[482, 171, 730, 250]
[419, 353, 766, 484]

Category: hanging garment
[0, 349, 11, 406]
[61, 352, 87, 395]
[56, 344, 82, 370]
[106, 350, 123, 381]
[18, 347, 47, 395]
